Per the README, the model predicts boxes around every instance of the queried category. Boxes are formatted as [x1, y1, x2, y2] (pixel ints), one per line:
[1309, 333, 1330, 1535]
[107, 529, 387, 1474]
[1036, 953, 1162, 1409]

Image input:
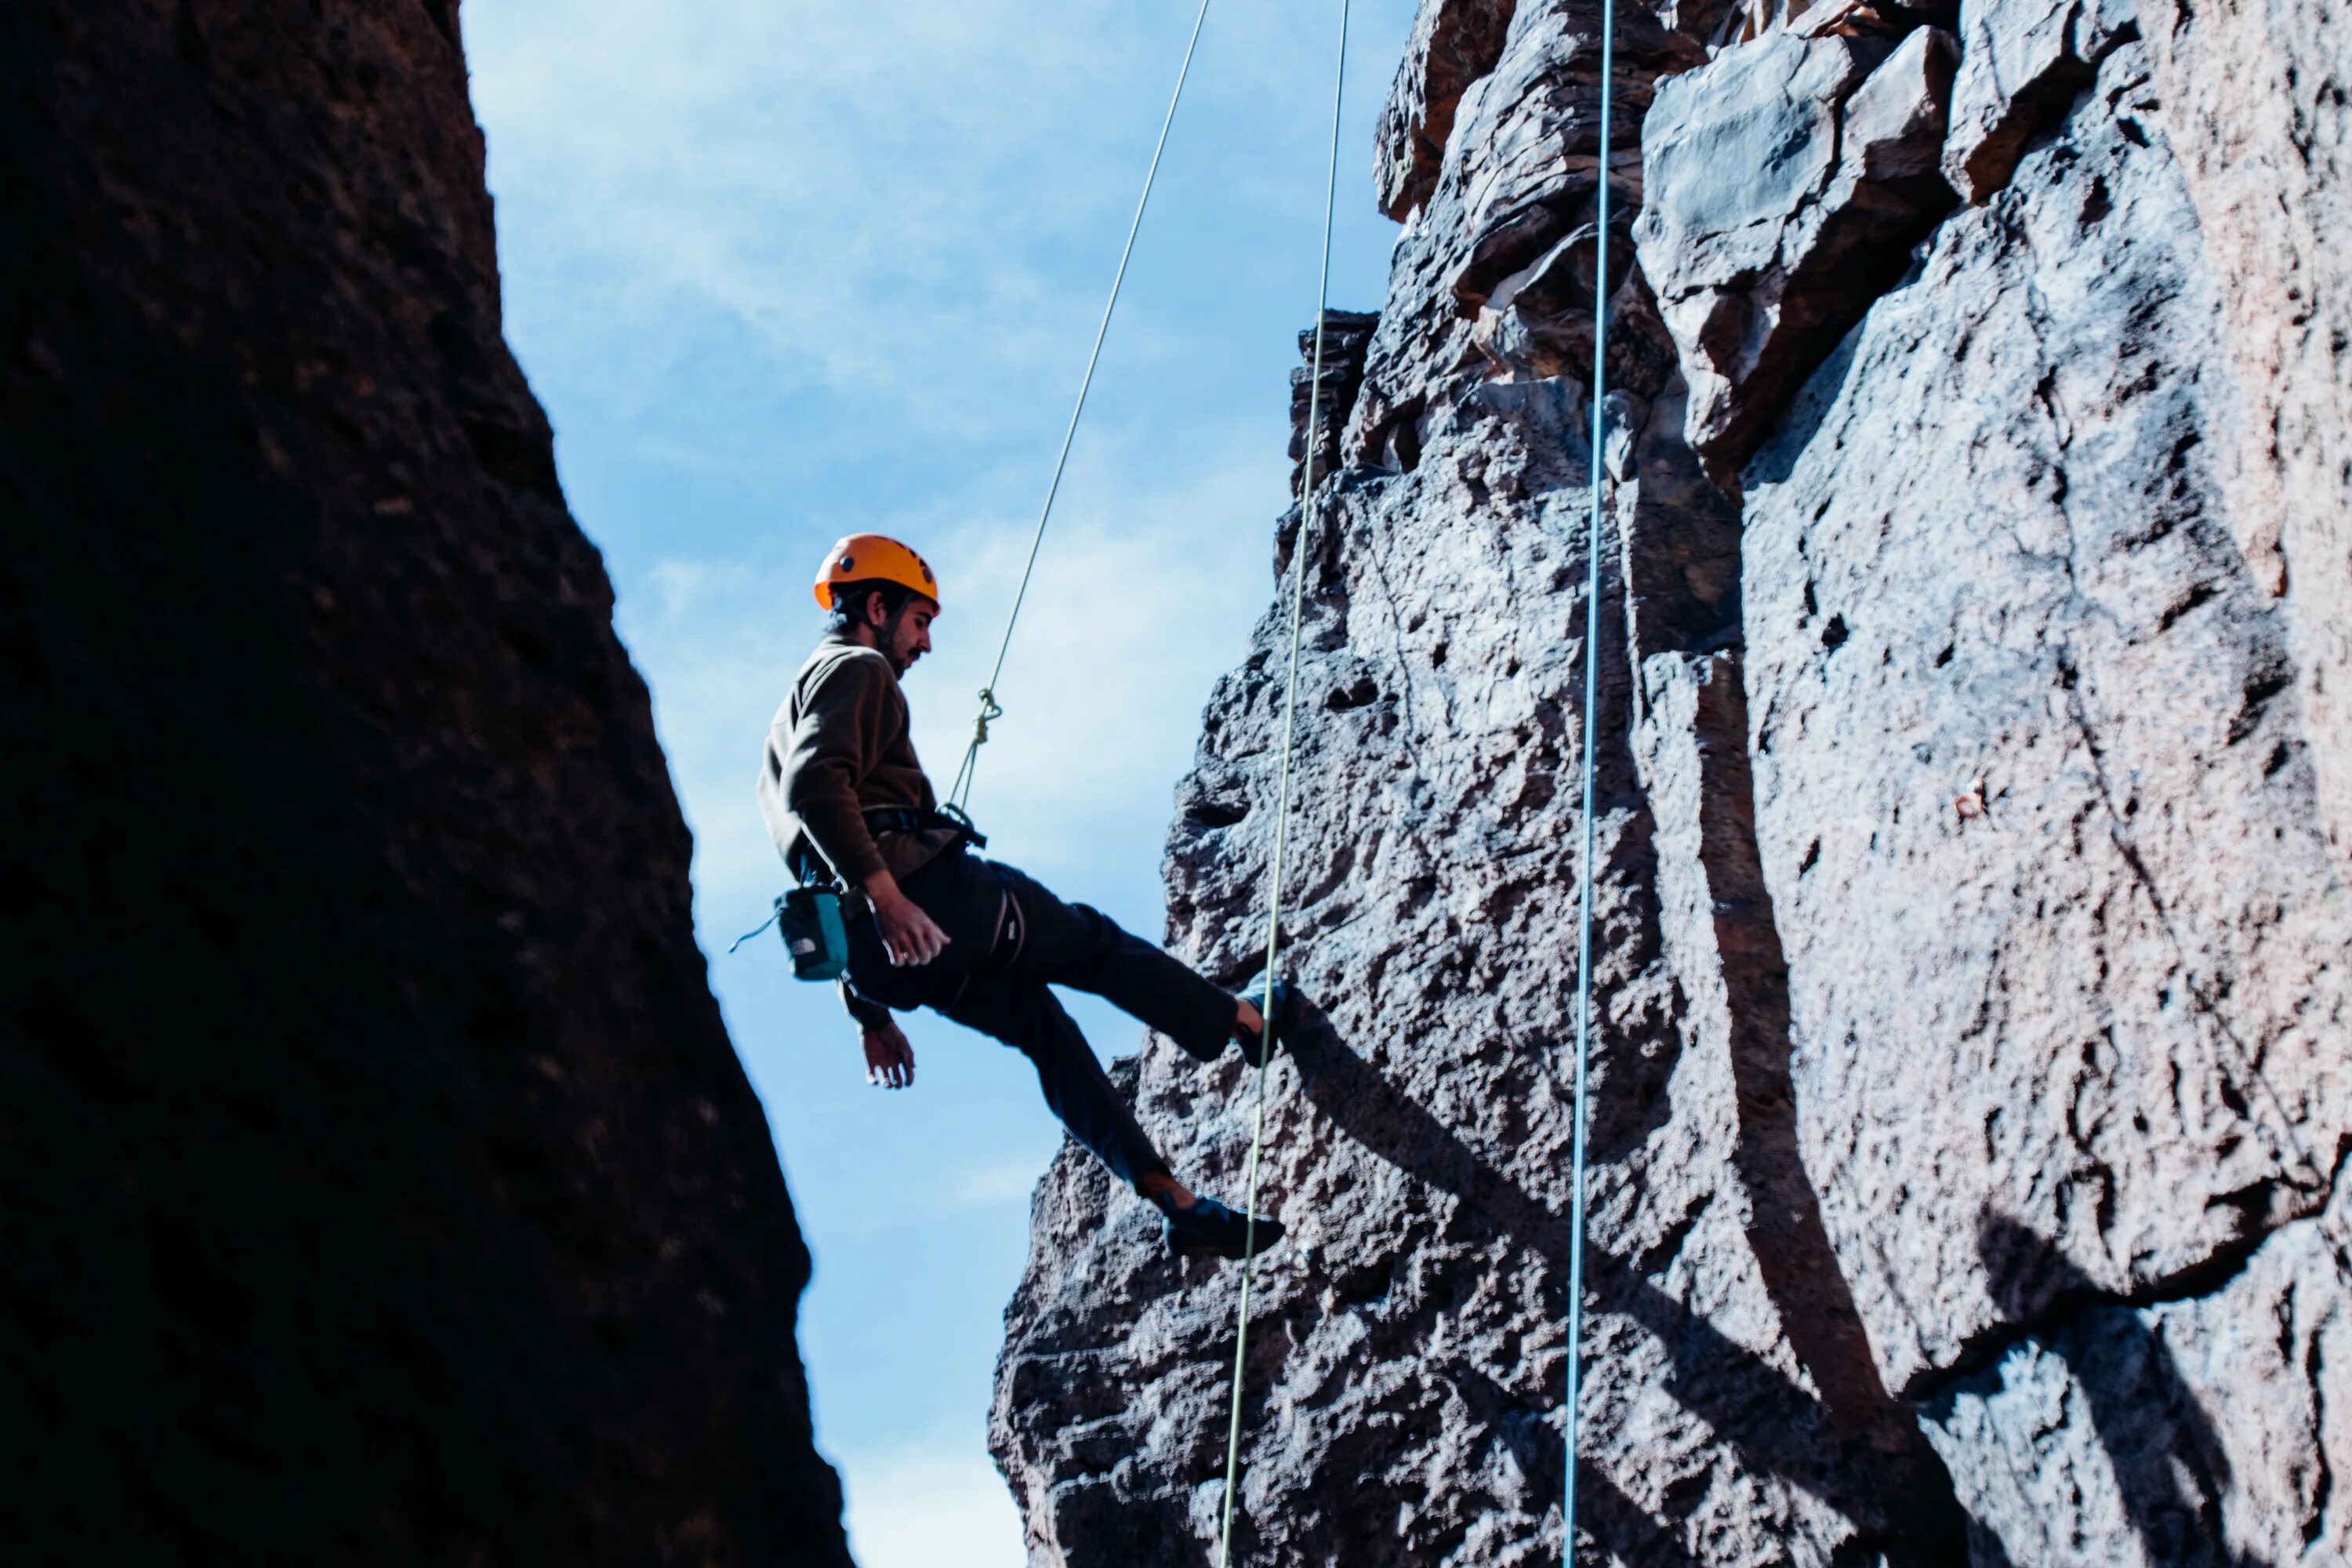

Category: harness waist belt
[793, 806, 988, 891]
[861, 804, 988, 849]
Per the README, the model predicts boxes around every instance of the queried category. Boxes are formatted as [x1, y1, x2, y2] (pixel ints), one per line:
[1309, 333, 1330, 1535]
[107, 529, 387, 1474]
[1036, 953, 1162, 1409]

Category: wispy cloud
[837, 1436, 1027, 1568]
[818, 1152, 1049, 1240]
[470, 0, 1370, 461]
[943, 1155, 1047, 1214]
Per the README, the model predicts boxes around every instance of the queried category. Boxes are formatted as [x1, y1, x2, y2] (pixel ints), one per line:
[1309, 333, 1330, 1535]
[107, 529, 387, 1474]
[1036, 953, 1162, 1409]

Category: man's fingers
[884, 922, 946, 967]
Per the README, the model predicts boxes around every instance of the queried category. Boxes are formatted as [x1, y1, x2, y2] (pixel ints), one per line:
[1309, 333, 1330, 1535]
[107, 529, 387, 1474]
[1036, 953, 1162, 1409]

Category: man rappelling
[757, 533, 1292, 1260]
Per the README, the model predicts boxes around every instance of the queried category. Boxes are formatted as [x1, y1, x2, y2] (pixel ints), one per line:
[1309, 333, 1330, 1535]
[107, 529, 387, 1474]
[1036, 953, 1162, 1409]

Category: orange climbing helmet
[812, 533, 942, 613]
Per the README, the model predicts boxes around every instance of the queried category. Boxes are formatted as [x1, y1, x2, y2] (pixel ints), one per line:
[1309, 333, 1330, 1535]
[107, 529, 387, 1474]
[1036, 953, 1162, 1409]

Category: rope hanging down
[945, 0, 1216, 815]
[1563, 0, 1619, 1557]
[1216, 3, 1349, 1565]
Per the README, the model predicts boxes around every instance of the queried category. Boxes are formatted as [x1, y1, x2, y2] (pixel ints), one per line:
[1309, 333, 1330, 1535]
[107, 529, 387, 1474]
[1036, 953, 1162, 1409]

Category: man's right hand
[862, 1018, 916, 1089]
[863, 869, 950, 967]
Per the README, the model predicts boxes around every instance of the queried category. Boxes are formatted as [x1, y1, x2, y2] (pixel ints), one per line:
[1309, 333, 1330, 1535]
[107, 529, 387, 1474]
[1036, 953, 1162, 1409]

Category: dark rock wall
[996, 0, 2347, 1563]
[0, 4, 851, 1563]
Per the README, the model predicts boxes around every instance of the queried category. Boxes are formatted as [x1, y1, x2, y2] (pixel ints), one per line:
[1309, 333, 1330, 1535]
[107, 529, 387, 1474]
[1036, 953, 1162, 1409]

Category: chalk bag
[777, 887, 849, 982]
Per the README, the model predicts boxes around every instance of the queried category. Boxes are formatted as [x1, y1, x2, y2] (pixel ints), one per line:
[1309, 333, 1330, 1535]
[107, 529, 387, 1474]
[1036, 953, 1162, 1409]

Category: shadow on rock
[1281, 996, 1972, 1565]
[1977, 1214, 2266, 1568]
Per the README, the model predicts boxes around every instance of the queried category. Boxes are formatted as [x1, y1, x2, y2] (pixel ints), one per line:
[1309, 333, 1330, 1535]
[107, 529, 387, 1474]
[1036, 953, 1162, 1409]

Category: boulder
[1940, 0, 2139, 201]
[1348, 0, 1704, 474]
[1635, 21, 1960, 484]
[1740, 41, 2350, 1556]
[1374, 0, 1523, 221]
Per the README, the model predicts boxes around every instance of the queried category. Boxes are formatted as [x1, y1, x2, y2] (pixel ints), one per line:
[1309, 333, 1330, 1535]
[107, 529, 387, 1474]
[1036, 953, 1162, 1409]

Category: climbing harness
[742, 805, 987, 978]
[944, 0, 1217, 815]
[1563, 0, 1620, 1556]
[1214, 3, 1350, 1565]
[854, 804, 988, 849]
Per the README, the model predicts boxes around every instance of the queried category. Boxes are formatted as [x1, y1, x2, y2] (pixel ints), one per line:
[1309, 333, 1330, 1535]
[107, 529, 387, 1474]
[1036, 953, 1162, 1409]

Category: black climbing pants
[843, 845, 1238, 1193]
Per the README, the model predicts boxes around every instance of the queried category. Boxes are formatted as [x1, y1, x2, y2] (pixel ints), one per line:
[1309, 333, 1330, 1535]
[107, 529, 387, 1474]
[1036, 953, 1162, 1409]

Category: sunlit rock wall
[994, 0, 2348, 1563]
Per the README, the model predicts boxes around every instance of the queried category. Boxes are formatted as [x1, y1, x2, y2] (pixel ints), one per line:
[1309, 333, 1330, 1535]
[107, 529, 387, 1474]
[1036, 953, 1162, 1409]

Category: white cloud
[943, 1155, 1046, 1214]
[466, 0, 1361, 452]
[820, 1152, 1046, 1239]
[838, 1439, 1029, 1568]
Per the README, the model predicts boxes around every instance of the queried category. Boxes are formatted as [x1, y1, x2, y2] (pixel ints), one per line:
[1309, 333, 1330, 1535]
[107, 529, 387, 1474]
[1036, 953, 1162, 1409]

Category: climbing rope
[1215, 4, 1350, 1565]
[945, 0, 1217, 815]
[1563, 0, 1619, 1557]
[917, 0, 1605, 1553]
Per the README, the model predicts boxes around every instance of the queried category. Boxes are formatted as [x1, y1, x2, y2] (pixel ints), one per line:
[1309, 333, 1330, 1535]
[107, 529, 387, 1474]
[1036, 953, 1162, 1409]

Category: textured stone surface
[1348, 0, 1704, 475]
[2135, 0, 2352, 867]
[0, 3, 850, 1562]
[1375, 0, 1523, 220]
[1940, 0, 2137, 203]
[996, 0, 2349, 1563]
[1289, 310, 1382, 498]
[996, 8, 1967, 1562]
[1925, 1176, 2352, 1563]
[1741, 38, 2350, 1405]
[1633, 20, 1959, 482]
[998, 350, 1951, 1566]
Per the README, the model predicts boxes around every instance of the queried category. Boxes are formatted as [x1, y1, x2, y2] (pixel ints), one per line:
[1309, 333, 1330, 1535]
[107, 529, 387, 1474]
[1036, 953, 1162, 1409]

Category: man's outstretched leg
[980, 861, 1294, 1066]
[943, 973, 1284, 1261]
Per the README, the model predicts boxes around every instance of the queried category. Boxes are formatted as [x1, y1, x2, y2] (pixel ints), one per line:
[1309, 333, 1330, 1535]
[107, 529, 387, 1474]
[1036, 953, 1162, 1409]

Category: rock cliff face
[0, 4, 850, 1563]
[996, 0, 2348, 1563]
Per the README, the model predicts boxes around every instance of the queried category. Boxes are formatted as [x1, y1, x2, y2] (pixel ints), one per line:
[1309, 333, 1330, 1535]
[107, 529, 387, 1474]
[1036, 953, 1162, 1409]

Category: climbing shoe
[1233, 974, 1298, 1068]
[1162, 1194, 1286, 1261]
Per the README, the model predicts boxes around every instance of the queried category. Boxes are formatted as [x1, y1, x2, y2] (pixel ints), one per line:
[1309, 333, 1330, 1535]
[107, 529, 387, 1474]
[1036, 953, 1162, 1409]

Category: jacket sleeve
[775, 652, 895, 886]
[838, 978, 892, 1034]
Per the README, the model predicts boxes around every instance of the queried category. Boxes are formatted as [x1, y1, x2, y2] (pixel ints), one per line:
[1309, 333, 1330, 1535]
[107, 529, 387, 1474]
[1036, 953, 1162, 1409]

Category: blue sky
[466, 2, 1415, 1559]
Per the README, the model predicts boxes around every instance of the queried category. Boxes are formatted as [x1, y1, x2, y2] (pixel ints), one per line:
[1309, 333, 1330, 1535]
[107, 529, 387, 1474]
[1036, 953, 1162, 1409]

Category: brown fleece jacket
[758, 633, 960, 888]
